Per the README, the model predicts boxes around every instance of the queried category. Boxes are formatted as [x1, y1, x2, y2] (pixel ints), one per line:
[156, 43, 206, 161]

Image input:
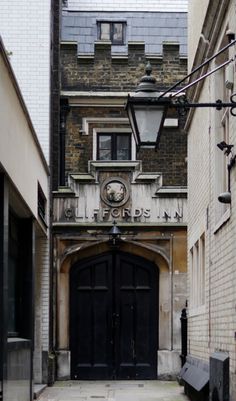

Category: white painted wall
[66, 0, 188, 12]
[0, 1, 51, 162]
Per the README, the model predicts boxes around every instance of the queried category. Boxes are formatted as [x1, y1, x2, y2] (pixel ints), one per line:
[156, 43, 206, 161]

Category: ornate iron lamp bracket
[171, 92, 236, 117]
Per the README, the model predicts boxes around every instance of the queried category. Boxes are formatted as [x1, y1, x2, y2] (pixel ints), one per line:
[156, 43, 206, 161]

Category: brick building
[183, 0, 236, 399]
[53, 0, 188, 380]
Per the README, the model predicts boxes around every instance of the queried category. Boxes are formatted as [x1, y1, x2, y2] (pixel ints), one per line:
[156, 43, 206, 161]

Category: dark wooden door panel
[70, 256, 113, 379]
[116, 253, 157, 379]
[70, 252, 158, 380]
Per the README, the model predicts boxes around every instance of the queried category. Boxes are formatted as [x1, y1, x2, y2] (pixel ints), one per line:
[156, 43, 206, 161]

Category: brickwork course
[0, 0, 51, 162]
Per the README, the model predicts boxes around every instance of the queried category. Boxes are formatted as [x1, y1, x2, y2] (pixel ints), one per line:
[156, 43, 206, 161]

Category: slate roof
[61, 11, 187, 56]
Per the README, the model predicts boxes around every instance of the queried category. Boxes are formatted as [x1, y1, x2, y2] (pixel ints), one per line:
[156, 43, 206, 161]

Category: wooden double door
[70, 252, 158, 380]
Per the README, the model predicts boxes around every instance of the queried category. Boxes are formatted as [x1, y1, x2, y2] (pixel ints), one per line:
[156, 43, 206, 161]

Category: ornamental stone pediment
[53, 162, 187, 224]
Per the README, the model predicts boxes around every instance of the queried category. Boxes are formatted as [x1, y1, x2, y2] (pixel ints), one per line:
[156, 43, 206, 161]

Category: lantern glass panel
[134, 105, 164, 143]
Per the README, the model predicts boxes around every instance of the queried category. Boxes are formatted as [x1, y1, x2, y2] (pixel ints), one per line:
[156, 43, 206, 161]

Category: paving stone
[38, 381, 188, 401]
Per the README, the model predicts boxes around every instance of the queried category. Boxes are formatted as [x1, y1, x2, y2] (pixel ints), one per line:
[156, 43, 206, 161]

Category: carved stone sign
[53, 174, 187, 224]
[101, 177, 130, 207]
[93, 207, 151, 219]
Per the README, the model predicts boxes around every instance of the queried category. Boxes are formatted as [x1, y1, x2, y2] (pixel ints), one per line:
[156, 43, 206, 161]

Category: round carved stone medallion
[101, 177, 130, 207]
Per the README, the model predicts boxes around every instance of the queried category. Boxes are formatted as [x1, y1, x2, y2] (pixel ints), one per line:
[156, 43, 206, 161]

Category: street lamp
[217, 141, 236, 204]
[108, 221, 121, 246]
[126, 61, 171, 148]
[126, 55, 236, 149]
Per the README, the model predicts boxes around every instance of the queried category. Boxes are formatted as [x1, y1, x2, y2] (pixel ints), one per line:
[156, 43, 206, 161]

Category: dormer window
[98, 22, 125, 45]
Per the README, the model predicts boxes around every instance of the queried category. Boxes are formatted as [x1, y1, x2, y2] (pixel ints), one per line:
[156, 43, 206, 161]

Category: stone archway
[56, 240, 171, 379]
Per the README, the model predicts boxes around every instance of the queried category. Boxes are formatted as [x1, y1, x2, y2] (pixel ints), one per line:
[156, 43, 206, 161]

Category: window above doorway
[97, 133, 131, 161]
[97, 21, 126, 45]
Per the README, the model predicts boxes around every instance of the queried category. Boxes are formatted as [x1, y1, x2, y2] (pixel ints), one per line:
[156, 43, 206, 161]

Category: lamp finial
[145, 61, 152, 76]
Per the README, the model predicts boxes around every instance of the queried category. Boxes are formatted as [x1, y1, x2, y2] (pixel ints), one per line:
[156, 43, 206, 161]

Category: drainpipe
[180, 306, 187, 367]
[59, 98, 70, 186]
[170, 234, 173, 351]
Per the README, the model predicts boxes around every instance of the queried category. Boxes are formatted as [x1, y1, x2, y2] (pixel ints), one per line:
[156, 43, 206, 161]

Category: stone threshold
[34, 384, 47, 399]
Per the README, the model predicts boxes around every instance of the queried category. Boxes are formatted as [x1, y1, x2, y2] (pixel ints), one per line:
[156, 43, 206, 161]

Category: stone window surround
[189, 233, 205, 314]
[84, 116, 178, 161]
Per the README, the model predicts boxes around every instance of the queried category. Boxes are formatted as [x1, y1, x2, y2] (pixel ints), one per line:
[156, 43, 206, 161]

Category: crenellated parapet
[60, 40, 187, 92]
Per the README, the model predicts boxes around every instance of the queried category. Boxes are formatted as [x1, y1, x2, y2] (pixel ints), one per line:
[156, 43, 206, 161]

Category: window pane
[112, 23, 123, 44]
[116, 135, 130, 160]
[98, 135, 112, 160]
[100, 23, 110, 40]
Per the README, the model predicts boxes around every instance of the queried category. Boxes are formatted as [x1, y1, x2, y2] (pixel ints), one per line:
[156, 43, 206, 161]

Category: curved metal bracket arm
[171, 93, 236, 117]
[172, 57, 234, 98]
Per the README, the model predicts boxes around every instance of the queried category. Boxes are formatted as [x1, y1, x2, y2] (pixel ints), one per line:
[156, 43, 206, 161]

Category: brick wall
[64, 0, 188, 12]
[0, 0, 51, 162]
[61, 42, 187, 91]
[60, 41, 187, 187]
[51, 0, 61, 190]
[34, 236, 50, 383]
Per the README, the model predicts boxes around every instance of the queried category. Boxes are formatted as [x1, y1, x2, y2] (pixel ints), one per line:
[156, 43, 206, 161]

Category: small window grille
[38, 184, 47, 225]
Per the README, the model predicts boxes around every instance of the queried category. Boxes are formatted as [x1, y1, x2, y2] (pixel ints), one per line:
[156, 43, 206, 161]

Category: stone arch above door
[59, 239, 170, 274]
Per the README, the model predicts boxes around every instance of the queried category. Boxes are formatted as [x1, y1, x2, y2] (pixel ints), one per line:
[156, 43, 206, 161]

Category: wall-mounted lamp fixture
[108, 221, 121, 246]
[217, 142, 236, 204]
[126, 36, 236, 149]
[217, 141, 234, 156]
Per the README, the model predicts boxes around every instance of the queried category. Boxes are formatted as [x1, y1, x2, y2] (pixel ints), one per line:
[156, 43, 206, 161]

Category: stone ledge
[34, 384, 47, 399]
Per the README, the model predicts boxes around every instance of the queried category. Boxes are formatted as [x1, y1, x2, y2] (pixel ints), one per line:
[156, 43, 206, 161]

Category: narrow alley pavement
[38, 380, 188, 401]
